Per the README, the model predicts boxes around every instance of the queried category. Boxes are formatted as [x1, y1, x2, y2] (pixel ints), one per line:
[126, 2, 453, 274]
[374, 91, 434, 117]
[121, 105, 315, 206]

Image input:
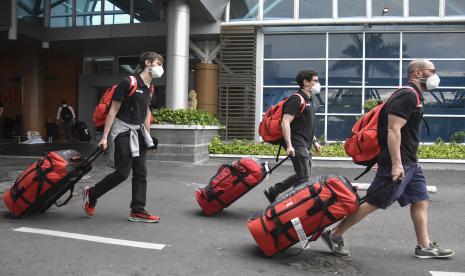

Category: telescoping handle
[358, 179, 401, 204]
[83, 147, 105, 166]
[266, 155, 290, 175]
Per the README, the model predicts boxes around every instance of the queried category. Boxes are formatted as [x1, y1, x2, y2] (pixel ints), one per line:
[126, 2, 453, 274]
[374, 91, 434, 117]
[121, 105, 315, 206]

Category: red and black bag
[195, 157, 289, 216]
[344, 87, 421, 179]
[2, 149, 103, 218]
[93, 76, 155, 128]
[247, 176, 359, 257]
[259, 94, 306, 144]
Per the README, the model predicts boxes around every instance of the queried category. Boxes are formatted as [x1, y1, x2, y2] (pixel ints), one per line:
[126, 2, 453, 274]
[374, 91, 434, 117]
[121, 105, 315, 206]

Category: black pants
[271, 146, 312, 195]
[62, 120, 74, 141]
[91, 132, 148, 211]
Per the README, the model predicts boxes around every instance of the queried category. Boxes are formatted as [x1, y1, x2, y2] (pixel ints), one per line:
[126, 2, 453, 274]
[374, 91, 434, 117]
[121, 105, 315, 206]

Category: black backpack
[60, 105, 73, 121]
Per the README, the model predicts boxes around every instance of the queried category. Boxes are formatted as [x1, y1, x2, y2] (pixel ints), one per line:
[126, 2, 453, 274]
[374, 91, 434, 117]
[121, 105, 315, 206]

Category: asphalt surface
[0, 154, 464, 276]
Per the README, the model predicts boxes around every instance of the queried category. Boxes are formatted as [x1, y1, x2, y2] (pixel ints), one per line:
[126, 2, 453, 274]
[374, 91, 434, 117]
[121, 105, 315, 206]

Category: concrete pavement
[0, 146, 464, 275]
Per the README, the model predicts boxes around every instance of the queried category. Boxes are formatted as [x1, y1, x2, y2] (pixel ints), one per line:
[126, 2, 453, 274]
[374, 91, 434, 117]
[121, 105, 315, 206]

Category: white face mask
[424, 73, 440, 90]
[311, 82, 321, 94]
[149, 66, 164, 78]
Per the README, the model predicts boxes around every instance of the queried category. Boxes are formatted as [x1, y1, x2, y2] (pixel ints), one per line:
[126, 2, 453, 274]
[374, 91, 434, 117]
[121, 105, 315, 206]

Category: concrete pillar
[166, 0, 190, 109]
[21, 52, 45, 136]
[195, 63, 219, 115]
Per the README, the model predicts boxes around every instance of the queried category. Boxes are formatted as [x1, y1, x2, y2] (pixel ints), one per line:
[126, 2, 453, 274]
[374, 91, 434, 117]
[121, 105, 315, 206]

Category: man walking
[322, 59, 454, 259]
[56, 100, 75, 142]
[83, 51, 163, 223]
[263, 69, 322, 203]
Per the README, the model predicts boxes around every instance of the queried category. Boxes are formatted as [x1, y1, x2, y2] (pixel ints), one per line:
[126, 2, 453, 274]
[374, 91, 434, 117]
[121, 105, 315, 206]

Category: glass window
[445, 0, 465, 16]
[50, 0, 72, 28]
[402, 60, 465, 87]
[264, 60, 326, 85]
[327, 88, 362, 113]
[327, 116, 358, 141]
[118, 56, 139, 74]
[264, 34, 326, 58]
[402, 32, 465, 58]
[134, 0, 163, 22]
[409, 0, 439, 17]
[230, 0, 259, 21]
[76, 0, 101, 26]
[263, 88, 326, 113]
[17, 0, 45, 26]
[365, 61, 400, 86]
[83, 57, 114, 75]
[315, 115, 325, 139]
[338, 0, 365, 17]
[263, 0, 293, 20]
[422, 89, 465, 115]
[372, 0, 403, 17]
[328, 61, 363, 86]
[299, 0, 332, 19]
[365, 88, 398, 101]
[104, 0, 130, 25]
[329, 34, 363, 58]
[365, 33, 400, 58]
[420, 117, 465, 142]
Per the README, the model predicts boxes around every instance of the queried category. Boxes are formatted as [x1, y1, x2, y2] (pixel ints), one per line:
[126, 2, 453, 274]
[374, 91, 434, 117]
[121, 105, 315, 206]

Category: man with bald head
[321, 59, 454, 259]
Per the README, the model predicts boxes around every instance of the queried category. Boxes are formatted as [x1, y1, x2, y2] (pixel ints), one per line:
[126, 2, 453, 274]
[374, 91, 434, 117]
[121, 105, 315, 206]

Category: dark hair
[296, 69, 318, 88]
[61, 100, 67, 105]
[139, 51, 164, 70]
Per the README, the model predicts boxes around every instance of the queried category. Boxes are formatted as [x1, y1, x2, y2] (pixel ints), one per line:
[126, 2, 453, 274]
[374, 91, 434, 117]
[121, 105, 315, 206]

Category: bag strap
[127, 76, 138, 97]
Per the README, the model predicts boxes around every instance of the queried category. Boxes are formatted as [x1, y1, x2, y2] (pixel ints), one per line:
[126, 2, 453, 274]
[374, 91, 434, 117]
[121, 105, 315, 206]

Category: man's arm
[99, 100, 122, 150]
[56, 107, 62, 120]
[386, 114, 407, 182]
[281, 114, 295, 156]
[144, 107, 151, 131]
[69, 106, 76, 119]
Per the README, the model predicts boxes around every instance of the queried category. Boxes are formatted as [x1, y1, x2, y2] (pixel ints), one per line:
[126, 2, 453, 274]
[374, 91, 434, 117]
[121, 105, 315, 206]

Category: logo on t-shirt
[135, 89, 143, 94]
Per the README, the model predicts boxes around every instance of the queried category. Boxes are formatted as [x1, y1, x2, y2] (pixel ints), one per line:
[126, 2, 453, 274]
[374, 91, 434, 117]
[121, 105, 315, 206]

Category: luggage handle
[359, 179, 400, 204]
[82, 148, 105, 167]
[55, 187, 74, 207]
[267, 155, 290, 175]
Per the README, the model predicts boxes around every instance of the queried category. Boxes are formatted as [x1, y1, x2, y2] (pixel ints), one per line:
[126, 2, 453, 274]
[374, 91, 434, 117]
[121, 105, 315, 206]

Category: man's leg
[332, 202, 378, 237]
[410, 200, 429, 247]
[264, 147, 309, 202]
[130, 142, 147, 212]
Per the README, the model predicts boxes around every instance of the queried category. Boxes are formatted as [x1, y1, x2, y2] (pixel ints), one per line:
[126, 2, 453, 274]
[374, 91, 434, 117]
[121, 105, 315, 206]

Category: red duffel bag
[195, 157, 289, 216]
[3, 149, 103, 218]
[247, 176, 359, 257]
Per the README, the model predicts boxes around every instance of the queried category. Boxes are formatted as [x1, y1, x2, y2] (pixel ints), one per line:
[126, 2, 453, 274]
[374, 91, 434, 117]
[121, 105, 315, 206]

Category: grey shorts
[365, 163, 429, 209]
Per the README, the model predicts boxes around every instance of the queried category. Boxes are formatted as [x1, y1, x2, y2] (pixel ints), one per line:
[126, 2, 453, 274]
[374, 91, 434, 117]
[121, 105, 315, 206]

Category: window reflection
[338, 0, 365, 17]
[445, 0, 465, 16]
[328, 88, 362, 113]
[329, 34, 363, 58]
[420, 117, 465, 142]
[365, 33, 400, 58]
[423, 89, 465, 115]
[50, 0, 72, 28]
[409, 0, 439, 16]
[372, 0, 403, 17]
[327, 116, 357, 141]
[402, 33, 465, 58]
[299, 0, 332, 19]
[263, 0, 293, 20]
[264, 34, 326, 58]
[76, 0, 101, 26]
[402, 60, 465, 87]
[230, 0, 259, 21]
[365, 61, 399, 86]
[264, 60, 326, 86]
[328, 61, 363, 86]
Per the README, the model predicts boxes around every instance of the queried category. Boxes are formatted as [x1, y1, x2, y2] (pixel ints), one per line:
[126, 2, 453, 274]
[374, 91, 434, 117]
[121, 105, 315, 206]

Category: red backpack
[93, 76, 155, 127]
[259, 94, 306, 144]
[344, 87, 421, 179]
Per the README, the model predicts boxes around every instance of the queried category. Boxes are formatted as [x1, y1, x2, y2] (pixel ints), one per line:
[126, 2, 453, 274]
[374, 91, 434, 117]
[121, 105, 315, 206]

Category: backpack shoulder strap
[127, 76, 138, 97]
[150, 84, 155, 97]
[290, 93, 306, 114]
[388, 86, 422, 108]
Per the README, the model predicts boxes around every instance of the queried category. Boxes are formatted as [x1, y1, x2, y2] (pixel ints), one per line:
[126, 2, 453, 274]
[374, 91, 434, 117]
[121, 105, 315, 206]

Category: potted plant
[150, 108, 223, 162]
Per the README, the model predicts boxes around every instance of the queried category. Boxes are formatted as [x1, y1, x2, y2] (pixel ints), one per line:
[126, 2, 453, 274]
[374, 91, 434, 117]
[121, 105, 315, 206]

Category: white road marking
[182, 181, 206, 188]
[353, 183, 437, 193]
[430, 272, 465, 276]
[14, 227, 167, 250]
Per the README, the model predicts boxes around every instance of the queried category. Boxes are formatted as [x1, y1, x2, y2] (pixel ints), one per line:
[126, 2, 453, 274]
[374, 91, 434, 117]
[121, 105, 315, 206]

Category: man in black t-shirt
[322, 59, 454, 259]
[83, 51, 164, 223]
[263, 69, 322, 203]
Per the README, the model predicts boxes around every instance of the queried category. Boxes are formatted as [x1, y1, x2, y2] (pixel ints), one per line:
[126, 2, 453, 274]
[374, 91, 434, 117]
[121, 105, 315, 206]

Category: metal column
[166, 0, 190, 109]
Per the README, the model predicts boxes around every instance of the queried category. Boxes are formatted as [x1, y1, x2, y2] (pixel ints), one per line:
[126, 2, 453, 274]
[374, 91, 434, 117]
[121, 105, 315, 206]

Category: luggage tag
[291, 217, 308, 249]
[264, 162, 270, 180]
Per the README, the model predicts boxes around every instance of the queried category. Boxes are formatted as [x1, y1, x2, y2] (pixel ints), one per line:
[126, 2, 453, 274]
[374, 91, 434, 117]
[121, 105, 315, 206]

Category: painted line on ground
[14, 227, 167, 250]
[353, 183, 437, 193]
[430, 272, 465, 276]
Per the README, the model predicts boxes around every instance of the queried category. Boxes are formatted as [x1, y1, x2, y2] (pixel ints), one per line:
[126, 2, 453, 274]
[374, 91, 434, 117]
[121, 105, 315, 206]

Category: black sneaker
[263, 188, 276, 203]
[415, 241, 454, 259]
[321, 229, 350, 257]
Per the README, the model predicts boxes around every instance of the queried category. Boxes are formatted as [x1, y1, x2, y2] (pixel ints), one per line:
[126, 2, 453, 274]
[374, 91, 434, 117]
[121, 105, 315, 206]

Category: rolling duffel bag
[195, 156, 289, 216]
[2, 148, 103, 218]
[247, 175, 360, 257]
[73, 121, 91, 142]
